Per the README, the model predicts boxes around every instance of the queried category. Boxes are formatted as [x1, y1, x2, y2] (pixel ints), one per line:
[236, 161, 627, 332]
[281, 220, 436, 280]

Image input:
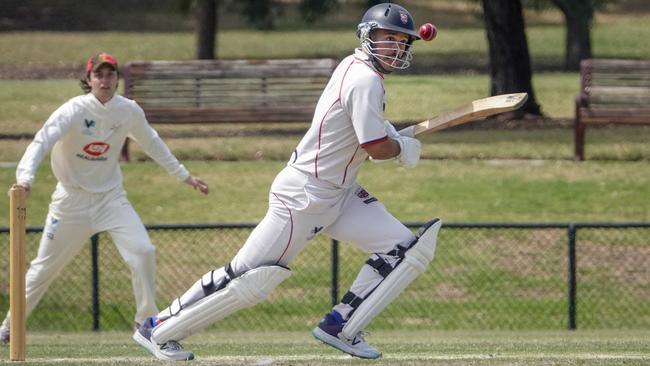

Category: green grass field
[0, 330, 647, 365]
[2, 159, 649, 224]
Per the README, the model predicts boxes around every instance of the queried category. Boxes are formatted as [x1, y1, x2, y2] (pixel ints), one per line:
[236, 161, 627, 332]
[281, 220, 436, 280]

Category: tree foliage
[300, 0, 338, 24]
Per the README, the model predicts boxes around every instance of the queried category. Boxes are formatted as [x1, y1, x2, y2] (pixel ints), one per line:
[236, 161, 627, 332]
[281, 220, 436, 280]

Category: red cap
[86, 52, 118, 74]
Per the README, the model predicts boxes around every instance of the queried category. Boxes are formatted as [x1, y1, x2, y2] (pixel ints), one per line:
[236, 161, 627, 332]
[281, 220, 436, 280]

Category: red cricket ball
[419, 23, 437, 41]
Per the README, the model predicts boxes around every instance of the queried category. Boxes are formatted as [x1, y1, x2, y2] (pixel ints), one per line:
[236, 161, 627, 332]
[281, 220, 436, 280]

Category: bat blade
[403, 92, 528, 137]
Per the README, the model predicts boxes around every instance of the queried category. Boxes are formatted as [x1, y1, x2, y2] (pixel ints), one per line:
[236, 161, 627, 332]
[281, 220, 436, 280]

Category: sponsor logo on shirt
[83, 142, 110, 156]
[76, 142, 110, 161]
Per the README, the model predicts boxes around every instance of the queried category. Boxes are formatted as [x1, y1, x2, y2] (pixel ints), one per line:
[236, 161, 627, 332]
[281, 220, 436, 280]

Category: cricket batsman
[134, 2, 441, 360]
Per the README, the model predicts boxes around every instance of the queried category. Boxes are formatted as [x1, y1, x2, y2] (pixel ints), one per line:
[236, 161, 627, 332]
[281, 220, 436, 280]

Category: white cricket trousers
[153, 166, 417, 329]
[230, 166, 416, 275]
[1, 183, 158, 330]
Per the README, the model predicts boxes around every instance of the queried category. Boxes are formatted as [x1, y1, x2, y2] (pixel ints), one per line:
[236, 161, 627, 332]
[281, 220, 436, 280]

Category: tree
[300, 0, 337, 24]
[196, 0, 218, 59]
[242, 0, 274, 30]
[482, 0, 541, 115]
[193, 0, 339, 59]
[549, 0, 593, 70]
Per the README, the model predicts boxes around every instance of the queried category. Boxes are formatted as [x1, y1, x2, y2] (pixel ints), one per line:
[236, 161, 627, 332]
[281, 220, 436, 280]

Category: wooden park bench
[120, 58, 338, 160]
[574, 58, 650, 160]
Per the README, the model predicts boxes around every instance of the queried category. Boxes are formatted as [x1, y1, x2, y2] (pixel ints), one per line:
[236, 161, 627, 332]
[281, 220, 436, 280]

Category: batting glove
[384, 120, 401, 139]
[396, 135, 421, 168]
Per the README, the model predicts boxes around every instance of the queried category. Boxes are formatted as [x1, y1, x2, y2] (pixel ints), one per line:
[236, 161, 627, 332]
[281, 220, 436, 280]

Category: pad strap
[152, 265, 291, 344]
[341, 291, 363, 309]
[202, 264, 235, 296]
[364, 243, 407, 278]
[341, 219, 441, 340]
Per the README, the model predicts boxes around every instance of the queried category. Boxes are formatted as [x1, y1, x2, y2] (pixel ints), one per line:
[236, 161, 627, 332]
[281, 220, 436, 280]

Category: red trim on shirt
[272, 192, 294, 265]
[314, 100, 339, 178]
[360, 135, 389, 148]
[314, 59, 356, 178]
[341, 145, 360, 186]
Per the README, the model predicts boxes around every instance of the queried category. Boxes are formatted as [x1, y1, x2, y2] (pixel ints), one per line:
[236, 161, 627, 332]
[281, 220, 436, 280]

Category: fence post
[331, 239, 339, 307]
[91, 234, 100, 331]
[567, 224, 577, 330]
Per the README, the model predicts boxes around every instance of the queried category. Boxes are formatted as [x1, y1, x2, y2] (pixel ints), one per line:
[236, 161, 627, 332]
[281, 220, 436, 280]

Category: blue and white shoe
[312, 311, 381, 359]
[133, 317, 194, 361]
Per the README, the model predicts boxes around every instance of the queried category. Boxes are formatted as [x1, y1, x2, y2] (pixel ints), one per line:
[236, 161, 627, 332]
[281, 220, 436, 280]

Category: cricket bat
[400, 92, 528, 137]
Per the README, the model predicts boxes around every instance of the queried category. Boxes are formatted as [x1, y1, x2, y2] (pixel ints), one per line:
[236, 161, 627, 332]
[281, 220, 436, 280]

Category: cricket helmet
[356, 3, 420, 72]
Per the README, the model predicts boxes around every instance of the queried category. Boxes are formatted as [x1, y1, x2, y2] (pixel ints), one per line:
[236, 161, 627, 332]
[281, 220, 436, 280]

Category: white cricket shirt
[16, 93, 189, 193]
[289, 49, 388, 188]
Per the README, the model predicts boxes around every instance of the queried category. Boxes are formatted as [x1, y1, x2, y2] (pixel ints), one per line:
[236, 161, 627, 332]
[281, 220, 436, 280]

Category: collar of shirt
[354, 48, 384, 76]
[86, 92, 117, 110]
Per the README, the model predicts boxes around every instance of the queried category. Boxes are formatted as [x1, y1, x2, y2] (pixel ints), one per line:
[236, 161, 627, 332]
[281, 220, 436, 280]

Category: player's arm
[363, 138, 400, 160]
[129, 105, 208, 194]
[365, 121, 421, 168]
[345, 74, 421, 168]
[16, 103, 75, 191]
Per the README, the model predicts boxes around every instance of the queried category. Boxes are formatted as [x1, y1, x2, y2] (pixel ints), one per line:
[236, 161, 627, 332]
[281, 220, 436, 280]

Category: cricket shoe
[312, 311, 381, 359]
[133, 317, 194, 361]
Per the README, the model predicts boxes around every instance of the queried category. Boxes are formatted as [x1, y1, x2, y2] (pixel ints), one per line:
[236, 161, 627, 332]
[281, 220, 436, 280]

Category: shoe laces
[161, 341, 184, 352]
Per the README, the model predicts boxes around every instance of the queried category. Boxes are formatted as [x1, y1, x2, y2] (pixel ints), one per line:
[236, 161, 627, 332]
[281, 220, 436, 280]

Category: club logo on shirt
[82, 119, 96, 136]
[84, 119, 95, 128]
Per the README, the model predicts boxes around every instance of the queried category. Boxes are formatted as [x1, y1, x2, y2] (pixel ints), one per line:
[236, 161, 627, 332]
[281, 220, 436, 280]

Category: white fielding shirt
[289, 49, 388, 188]
[17, 93, 189, 193]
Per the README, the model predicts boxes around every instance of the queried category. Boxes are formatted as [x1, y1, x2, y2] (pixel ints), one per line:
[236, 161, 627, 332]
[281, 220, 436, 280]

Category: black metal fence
[1, 222, 649, 332]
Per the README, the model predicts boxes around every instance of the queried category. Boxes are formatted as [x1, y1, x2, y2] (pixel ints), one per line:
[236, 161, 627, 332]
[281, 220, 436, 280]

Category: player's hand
[185, 176, 209, 194]
[8, 183, 31, 197]
[384, 120, 402, 140]
[396, 136, 421, 168]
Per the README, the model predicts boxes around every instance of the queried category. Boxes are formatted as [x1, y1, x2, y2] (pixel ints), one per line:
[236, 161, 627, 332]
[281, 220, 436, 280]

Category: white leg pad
[341, 219, 441, 340]
[151, 265, 291, 344]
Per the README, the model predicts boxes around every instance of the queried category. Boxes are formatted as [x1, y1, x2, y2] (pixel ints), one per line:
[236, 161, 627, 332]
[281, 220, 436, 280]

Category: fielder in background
[0, 52, 209, 344]
[134, 2, 441, 361]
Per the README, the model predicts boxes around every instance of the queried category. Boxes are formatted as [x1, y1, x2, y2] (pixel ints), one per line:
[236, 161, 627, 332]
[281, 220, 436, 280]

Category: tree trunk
[482, 0, 541, 115]
[196, 0, 218, 60]
[551, 0, 593, 71]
